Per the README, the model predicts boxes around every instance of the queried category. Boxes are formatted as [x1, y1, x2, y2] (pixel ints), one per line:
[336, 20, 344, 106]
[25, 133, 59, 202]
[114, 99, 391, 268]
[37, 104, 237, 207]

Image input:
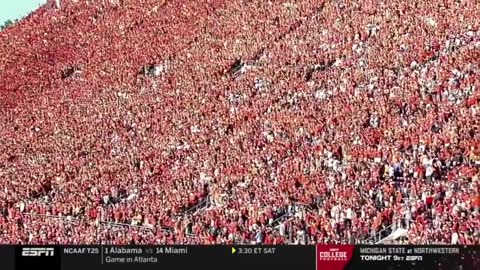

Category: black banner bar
[4, 245, 479, 270]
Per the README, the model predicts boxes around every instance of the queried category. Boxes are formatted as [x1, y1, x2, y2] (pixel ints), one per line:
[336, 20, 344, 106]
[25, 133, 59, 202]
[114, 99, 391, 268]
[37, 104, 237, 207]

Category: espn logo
[22, 247, 55, 257]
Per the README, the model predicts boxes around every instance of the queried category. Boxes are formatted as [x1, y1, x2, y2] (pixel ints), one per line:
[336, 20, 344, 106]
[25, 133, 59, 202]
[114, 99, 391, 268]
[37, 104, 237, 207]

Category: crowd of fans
[0, 0, 479, 245]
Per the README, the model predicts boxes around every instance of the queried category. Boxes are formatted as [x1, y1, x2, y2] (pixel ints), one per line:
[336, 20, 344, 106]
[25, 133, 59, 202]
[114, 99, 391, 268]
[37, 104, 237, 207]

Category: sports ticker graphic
[2, 245, 478, 270]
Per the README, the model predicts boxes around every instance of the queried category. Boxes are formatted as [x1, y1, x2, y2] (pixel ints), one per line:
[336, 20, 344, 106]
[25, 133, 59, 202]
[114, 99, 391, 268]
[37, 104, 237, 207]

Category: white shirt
[451, 232, 459, 244]
[279, 223, 285, 236]
[426, 166, 434, 177]
[346, 208, 353, 220]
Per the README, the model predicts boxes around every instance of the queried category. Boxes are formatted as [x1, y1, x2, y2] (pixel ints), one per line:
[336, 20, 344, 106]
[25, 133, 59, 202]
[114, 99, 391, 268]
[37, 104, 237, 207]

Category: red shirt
[425, 196, 434, 207]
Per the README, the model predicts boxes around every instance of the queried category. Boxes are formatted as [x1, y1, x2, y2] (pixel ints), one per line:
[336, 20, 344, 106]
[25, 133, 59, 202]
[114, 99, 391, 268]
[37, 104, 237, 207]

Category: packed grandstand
[0, 0, 479, 245]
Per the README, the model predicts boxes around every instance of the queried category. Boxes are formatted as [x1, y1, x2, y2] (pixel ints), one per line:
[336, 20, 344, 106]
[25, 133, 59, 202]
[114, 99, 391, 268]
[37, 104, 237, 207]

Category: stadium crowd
[0, 0, 479, 245]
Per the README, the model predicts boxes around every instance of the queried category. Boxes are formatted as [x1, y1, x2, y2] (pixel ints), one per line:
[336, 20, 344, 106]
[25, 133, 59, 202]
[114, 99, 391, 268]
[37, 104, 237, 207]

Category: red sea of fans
[0, 0, 479, 245]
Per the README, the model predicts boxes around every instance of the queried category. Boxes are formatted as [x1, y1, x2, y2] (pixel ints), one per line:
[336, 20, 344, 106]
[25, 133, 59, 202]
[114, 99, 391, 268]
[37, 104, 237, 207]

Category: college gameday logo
[317, 245, 354, 270]
[22, 247, 55, 257]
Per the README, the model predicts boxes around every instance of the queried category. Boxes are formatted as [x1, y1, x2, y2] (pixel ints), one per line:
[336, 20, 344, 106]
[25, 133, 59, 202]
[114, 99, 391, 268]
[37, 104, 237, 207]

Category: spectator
[0, 0, 478, 245]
